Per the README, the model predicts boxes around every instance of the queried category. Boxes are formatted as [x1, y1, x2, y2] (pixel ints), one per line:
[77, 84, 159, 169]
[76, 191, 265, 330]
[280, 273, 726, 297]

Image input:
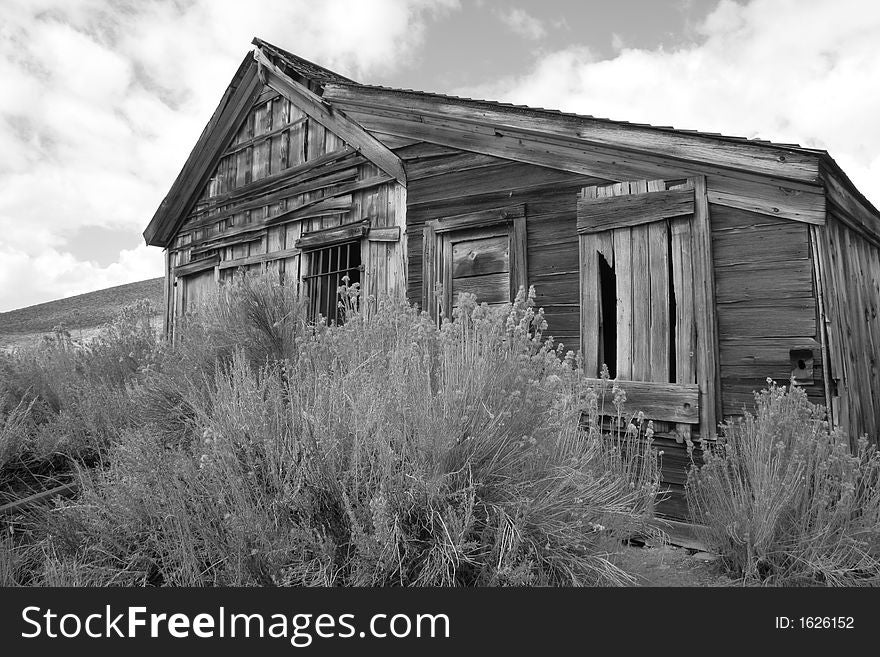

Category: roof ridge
[251, 37, 356, 86]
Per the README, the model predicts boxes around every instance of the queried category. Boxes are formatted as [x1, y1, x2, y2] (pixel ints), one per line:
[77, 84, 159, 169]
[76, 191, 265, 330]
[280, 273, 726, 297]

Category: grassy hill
[0, 277, 164, 349]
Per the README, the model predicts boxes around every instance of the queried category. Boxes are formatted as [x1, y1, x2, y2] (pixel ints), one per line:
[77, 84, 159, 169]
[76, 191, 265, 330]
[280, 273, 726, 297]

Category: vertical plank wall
[816, 212, 880, 444]
[166, 84, 405, 330]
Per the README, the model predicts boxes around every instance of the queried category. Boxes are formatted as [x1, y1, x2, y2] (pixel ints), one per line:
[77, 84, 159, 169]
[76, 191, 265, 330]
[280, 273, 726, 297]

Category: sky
[1, 0, 879, 312]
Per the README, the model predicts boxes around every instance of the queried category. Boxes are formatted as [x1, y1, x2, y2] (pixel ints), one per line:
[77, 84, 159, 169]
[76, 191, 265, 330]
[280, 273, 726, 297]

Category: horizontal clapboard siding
[402, 144, 601, 352]
[710, 203, 824, 415]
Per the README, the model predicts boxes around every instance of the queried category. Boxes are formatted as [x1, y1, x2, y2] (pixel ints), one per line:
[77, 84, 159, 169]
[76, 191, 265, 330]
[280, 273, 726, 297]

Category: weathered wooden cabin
[144, 39, 880, 511]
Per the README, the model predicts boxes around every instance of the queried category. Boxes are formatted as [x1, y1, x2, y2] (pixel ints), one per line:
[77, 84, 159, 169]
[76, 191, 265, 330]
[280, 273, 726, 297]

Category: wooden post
[422, 224, 437, 320]
[809, 225, 836, 426]
[690, 176, 721, 440]
[163, 249, 172, 338]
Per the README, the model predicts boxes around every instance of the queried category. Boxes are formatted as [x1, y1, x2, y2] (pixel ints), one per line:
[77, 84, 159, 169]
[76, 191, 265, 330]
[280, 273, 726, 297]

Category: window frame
[296, 220, 370, 323]
[422, 204, 527, 320]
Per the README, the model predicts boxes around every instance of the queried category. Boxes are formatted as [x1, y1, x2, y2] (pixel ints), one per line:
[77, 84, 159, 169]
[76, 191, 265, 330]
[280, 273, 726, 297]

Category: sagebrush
[686, 380, 880, 586]
[1, 273, 661, 586]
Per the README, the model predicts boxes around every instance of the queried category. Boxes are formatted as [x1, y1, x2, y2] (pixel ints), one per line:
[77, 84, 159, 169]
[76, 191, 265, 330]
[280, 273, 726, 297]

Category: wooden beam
[342, 106, 688, 185]
[511, 212, 528, 298]
[190, 229, 267, 256]
[174, 255, 219, 277]
[707, 175, 825, 225]
[218, 247, 301, 270]
[324, 84, 822, 184]
[579, 232, 600, 375]
[577, 187, 694, 234]
[181, 165, 359, 233]
[432, 205, 524, 233]
[187, 147, 359, 218]
[163, 249, 172, 337]
[691, 176, 721, 439]
[254, 48, 406, 187]
[809, 225, 835, 422]
[583, 379, 700, 424]
[185, 174, 390, 251]
[296, 220, 370, 250]
[422, 223, 437, 318]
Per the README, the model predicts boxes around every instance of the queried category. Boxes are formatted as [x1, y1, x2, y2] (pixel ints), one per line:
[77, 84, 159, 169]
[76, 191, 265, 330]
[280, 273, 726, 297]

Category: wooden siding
[399, 141, 602, 351]
[166, 85, 405, 333]
[816, 211, 880, 445]
[710, 204, 826, 416]
[325, 84, 821, 185]
[402, 142, 829, 425]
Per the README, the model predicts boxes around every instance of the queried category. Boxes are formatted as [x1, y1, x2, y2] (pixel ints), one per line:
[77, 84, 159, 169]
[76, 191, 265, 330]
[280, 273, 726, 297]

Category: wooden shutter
[577, 177, 719, 441]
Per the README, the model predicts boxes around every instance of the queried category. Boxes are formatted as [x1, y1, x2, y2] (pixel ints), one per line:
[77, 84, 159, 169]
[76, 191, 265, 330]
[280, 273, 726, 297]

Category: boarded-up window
[422, 205, 527, 320]
[180, 268, 216, 315]
[577, 178, 719, 441]
[578, 180, 697, 385]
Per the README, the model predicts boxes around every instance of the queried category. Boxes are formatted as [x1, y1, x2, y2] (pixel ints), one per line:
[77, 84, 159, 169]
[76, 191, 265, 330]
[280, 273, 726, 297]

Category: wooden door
[577, 178, 719, 441]
[180, 268, 216, 316]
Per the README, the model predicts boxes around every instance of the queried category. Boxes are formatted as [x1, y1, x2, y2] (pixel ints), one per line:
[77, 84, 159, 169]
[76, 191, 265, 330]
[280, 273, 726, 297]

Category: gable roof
[143, 40, 400, 248]
[144, 52, 262, 247]
[145, 38, 880, 248]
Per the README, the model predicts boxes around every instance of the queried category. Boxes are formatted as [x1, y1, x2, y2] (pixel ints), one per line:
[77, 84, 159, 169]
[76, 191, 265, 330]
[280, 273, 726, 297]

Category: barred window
[302, 241, 362, 323]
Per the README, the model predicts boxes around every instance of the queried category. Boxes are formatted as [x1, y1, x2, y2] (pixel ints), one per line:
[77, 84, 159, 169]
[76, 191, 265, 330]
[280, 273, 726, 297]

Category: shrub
[686, 380, 880, 586]
[0, 299, 159, 491]
[191, 268, 311, 366]
[32, 279, 660, 587]
[0, 396, 35, 478]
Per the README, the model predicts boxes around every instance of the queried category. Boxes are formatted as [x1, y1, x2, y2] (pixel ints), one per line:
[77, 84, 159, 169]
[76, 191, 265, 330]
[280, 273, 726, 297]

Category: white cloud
[0, 243, 164, 312]
[498, 7, 546, 40]
[458, 0, 880, 207]
[0, 0, 459, 311]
